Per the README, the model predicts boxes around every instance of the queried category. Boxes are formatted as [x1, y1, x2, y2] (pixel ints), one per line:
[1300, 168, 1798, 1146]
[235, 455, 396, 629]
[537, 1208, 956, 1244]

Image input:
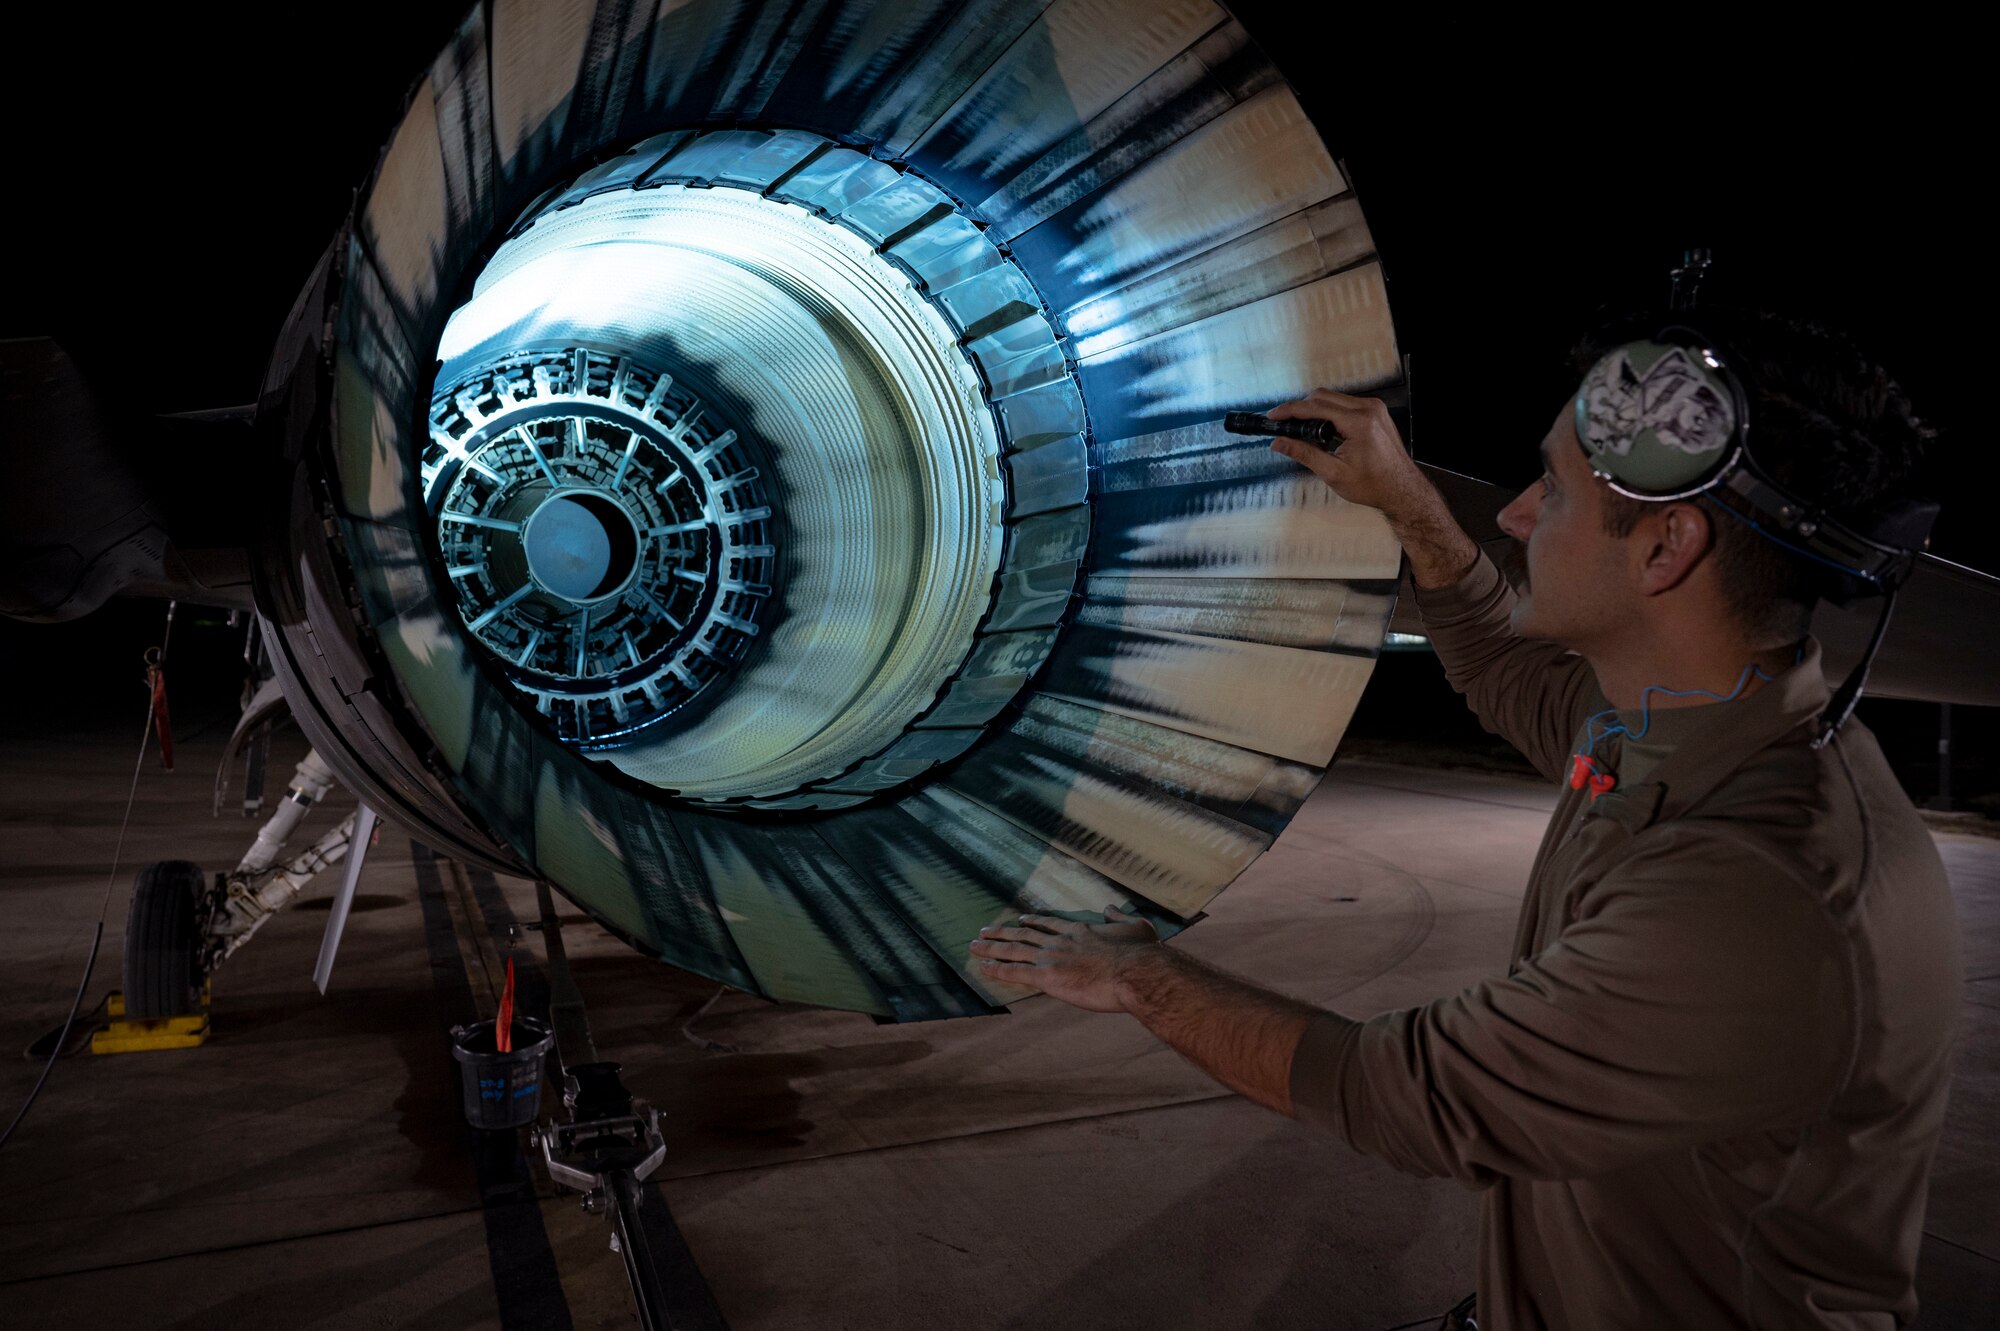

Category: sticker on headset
[1580, 344, 1734, 458]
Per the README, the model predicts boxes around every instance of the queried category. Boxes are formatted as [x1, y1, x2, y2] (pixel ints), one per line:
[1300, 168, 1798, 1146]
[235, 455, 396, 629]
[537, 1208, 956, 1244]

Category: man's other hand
[1267, 390, 1425, 519]
[971, 909, 1161, 1013]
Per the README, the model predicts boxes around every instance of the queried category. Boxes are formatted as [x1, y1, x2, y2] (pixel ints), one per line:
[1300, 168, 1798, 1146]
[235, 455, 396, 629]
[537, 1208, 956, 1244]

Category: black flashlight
[1223, 411, 1340, 448]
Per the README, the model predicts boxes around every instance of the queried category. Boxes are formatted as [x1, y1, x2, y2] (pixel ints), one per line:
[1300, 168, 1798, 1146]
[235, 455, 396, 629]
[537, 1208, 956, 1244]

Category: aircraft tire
[122, 860, 203, 1019]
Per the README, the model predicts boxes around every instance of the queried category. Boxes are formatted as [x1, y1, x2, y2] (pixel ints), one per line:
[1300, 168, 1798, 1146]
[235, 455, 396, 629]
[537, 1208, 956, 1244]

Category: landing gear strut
[120, 747, 370, 1026]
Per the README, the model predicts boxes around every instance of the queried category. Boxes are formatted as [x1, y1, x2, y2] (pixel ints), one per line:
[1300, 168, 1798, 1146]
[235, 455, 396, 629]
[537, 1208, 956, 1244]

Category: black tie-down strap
[533, 880, 731, 1331]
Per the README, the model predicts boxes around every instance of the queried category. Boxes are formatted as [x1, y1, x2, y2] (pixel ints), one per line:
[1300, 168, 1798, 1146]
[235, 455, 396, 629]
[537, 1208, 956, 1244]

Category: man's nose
[1497, 485, 1539, 543]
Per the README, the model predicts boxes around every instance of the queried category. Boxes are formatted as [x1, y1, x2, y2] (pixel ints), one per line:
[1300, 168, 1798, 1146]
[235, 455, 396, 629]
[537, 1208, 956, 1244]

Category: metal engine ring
[429, 141, 1083, 809]
[427, 347, 776, 746]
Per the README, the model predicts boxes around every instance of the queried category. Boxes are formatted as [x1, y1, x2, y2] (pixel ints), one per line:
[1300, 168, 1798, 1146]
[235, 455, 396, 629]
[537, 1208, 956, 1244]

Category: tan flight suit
[1288, 552, 1962, 1329]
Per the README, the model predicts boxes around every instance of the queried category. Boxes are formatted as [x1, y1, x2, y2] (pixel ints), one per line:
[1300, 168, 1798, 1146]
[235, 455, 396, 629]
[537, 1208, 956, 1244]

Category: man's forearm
[1114, 947, 1338, 1116]
[1383, 478, 1481, 591]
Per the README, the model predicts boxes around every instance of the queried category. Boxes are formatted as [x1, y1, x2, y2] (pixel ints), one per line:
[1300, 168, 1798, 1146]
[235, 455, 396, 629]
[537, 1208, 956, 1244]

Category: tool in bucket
[451, 946, 548, 1132]
[496, 955, 515, 1054]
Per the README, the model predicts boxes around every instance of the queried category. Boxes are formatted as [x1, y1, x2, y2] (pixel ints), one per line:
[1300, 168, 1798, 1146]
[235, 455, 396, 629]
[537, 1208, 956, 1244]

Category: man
[970, 311, 1961, 1330]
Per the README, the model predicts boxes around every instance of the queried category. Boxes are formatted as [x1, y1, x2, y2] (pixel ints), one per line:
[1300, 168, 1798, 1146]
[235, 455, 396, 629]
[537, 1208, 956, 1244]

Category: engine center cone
[522, 495, 625, 602]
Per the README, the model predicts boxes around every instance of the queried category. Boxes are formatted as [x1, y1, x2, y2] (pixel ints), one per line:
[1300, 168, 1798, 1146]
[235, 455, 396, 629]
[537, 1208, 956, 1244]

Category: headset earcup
[1575, 339, 1742, 498]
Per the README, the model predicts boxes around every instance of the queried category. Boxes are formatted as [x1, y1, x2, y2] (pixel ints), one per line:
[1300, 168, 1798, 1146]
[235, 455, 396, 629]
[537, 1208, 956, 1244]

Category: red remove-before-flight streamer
[496, 956, 515, 1054]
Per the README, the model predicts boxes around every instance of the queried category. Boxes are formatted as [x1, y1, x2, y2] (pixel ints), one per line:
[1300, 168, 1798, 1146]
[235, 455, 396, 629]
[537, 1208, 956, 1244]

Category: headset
[1569, 253, 1940, 750]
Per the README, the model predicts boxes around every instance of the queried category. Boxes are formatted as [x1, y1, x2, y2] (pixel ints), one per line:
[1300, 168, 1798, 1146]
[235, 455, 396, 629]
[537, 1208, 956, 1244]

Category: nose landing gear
[107, 742, 375, 1053]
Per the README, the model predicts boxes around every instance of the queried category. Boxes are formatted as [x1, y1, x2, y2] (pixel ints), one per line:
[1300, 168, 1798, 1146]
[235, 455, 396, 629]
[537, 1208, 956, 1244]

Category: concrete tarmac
[0, 718, 1993, 1329]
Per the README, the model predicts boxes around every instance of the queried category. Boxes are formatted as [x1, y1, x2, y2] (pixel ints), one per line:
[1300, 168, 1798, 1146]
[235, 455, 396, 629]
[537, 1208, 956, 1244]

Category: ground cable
[0, 602, 176, 1153]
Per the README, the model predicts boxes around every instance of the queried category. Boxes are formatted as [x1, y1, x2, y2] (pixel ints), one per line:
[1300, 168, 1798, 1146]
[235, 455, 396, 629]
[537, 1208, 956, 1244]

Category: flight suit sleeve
[1287, 827, 1856, 1183]
[1414, 550, 1600, 783]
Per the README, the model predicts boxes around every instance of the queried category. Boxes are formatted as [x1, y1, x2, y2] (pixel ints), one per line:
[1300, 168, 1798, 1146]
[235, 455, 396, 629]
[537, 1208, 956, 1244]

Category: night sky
[2, 6, 1986, 800]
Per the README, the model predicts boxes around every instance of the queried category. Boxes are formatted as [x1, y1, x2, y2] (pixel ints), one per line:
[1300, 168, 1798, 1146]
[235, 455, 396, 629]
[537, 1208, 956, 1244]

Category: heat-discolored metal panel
[489, 0, 599, 191]
[450, 688, 551, 870]
[372, 594, 484, 776]
[1063, 195, 1379, 358]
[901, 0, 1228, 203]
[630, 0, 827, 131]
[971, 21, 1275, 243]
[757, 1, 1049, 146]
[1073, 574, 1395, 654]
[330, 241, 423, 530]
[938, 729, 1273, 917]
[671, 813, 995, 1019]
[1078, 263, 1401, 441]
[563, 0, 661, 152]
[895, 785, 1189, 934]
[811, 804, 1042, 1006]
[430, 10, 501, 262]
[1010, 696, 1321, 837]
[1089, 427, 1403, 583]
[360, 77, 452, 334]
[850, 1, 1060, 155]
[1006, 85, 1345, 300]
[530, 767, 763, 988]
[1033, 623, 1378, 766]
[533, 763, 671, 954]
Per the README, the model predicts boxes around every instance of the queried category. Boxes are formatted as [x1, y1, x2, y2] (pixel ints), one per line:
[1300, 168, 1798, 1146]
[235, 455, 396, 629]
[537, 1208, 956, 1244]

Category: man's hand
[1267, 390, 1428, 518]
[1267, 389, 1480, 590]
[971, 908, 1161, 1013]
[976, 907, 1331, 1117]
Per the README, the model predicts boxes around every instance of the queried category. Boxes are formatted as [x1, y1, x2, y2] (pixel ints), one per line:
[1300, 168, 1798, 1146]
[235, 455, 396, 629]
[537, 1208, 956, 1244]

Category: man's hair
[1571, 308, 1932, 646]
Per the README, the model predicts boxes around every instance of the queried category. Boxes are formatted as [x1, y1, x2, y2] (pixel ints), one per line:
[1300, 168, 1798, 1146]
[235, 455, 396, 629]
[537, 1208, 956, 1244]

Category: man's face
[1495, 404, 1634, 648]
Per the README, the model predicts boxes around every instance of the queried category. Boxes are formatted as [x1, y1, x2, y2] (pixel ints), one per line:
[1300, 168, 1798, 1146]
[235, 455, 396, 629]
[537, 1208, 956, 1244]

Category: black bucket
[450, 1017, 554, 1130]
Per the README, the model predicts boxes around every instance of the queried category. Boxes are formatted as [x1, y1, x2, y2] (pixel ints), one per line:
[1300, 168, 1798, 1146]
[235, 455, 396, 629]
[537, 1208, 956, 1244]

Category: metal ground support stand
[530, 882, 729, 1331]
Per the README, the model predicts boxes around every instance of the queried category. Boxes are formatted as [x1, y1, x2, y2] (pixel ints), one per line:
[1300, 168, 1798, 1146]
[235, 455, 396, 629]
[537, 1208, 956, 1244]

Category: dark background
[1, 5, 1988, 806]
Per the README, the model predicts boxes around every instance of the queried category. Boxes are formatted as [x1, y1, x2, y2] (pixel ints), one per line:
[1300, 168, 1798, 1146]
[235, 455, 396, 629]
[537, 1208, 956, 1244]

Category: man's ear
[1636, 501, 1714, 595]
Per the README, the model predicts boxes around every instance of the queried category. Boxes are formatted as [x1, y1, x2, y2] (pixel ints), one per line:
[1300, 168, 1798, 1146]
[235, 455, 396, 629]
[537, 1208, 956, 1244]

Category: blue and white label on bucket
[475, 1076, 539, 1103]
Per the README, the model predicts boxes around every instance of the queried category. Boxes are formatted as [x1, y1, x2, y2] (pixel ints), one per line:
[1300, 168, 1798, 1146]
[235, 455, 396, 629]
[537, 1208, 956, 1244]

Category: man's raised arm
[1268, 391, 1594, 781]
